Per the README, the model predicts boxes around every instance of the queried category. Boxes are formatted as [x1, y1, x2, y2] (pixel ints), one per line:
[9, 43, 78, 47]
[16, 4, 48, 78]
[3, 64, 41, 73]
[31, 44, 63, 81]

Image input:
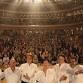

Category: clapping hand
[23, 73, 30, 80]
[75, 69, 83, 75]
[60, 75, 67, 81]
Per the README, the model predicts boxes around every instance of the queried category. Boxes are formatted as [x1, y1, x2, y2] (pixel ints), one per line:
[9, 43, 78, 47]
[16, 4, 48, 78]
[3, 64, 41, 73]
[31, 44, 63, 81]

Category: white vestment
[67, 64, 83, 83]
[19, 63, 38, 82]
[31, 68, 56, 83]
[4, 67, 21, 83]
[67, 64, 77, 83]
[75, 65, 83, 83]
[54, 63, 69, 83]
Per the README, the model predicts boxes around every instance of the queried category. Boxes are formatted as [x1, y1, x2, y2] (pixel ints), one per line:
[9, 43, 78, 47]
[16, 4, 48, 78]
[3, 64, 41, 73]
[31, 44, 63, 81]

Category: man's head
[9, 57, 16, 68]
[42, 59, 50, 68]
[26, 53, 33, 64]
[70, 56, 78, 65]
[57, 54, 66, 64]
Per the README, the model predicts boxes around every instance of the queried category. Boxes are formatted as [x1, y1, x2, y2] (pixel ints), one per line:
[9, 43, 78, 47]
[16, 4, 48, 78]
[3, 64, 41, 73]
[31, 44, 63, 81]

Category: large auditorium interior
[0, 0, 83, 83]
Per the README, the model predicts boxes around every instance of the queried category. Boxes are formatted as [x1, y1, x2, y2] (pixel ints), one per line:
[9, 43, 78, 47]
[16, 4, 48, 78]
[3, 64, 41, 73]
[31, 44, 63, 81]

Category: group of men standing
[0, 53, 83, 83]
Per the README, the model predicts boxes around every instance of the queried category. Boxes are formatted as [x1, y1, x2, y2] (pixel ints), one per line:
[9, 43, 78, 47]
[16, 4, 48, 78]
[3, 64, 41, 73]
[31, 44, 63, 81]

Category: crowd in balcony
[0, 7, 83, 25]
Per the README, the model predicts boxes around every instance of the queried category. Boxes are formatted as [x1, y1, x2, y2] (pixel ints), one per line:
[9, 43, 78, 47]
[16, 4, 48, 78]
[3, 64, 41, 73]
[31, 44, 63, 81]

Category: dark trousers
[21, 80, 28, 83]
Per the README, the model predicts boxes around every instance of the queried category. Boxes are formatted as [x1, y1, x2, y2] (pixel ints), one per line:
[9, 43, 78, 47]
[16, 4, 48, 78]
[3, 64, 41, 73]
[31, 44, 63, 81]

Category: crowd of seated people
[0, 29, 83, 70]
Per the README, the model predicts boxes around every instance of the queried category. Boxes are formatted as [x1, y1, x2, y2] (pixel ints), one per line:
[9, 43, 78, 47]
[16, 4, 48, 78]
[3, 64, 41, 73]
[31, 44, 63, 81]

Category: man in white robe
[67, 56, 83, 83]
[67, 56, 77, 83]
[54, 54, 69, 83]
[31, 59, 56, 83]
[75, 65, 83, 83]
[0, 57, 21, 83]
[19, 53, 38, 83]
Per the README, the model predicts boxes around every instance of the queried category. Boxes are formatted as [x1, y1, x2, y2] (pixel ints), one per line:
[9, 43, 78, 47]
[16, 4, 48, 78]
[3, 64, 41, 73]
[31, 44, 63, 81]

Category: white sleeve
[66, 65, 75, 75]
[52, 69, 57, 83]
[34, 64, 38, 72]
[19, 64, 24, 76]
[19, 65, 23, 80]
[79, 65, 83, 69]
[30, 71, 41, 83]
[77, 65, 83, 73]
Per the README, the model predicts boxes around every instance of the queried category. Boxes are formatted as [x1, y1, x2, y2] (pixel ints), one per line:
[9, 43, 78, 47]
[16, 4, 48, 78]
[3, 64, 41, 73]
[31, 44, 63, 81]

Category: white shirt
[75, 65, 83, 83]
[4, 67, 21, 83]
[67, 64, 77, 83]
[32, 68, 56, 83]
[20, 63, 38, 82]
[54, 63, 69, 83]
